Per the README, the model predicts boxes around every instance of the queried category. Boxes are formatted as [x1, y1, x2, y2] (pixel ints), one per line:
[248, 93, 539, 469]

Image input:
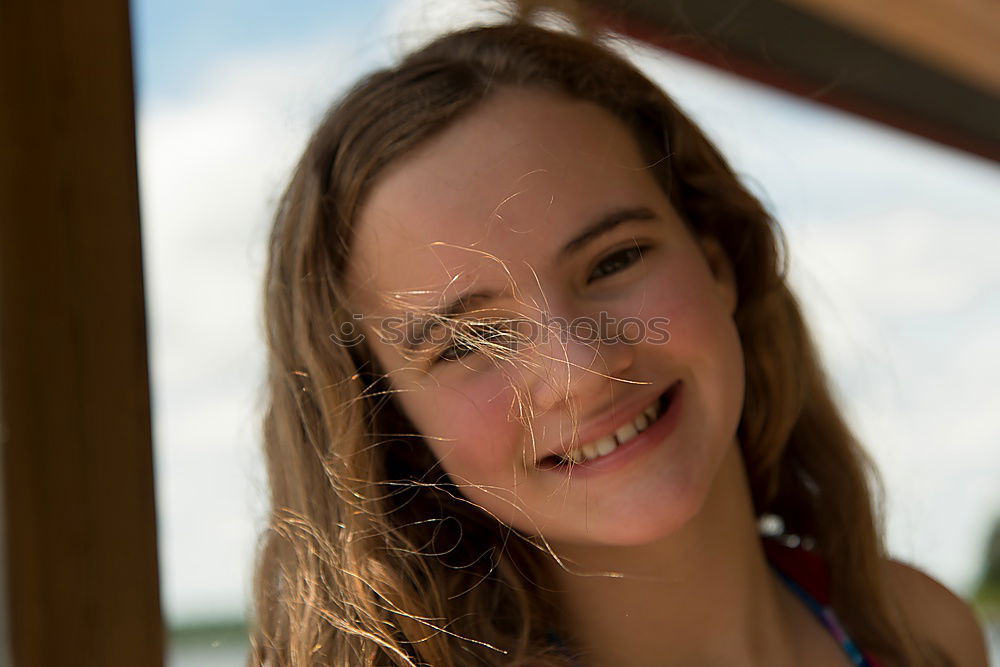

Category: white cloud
[786, 207, 1000, 589]
[380, 0, 512, 55]
[138, 24, 390, 622]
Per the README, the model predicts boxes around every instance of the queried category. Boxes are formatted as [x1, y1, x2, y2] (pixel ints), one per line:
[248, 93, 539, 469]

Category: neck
[546, 443, 801, 667]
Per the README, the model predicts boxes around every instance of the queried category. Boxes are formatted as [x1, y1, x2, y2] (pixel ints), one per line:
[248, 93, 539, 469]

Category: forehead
[346, 88, 659, 314]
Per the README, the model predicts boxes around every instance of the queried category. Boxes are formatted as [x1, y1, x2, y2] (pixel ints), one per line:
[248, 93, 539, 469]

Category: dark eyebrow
[401, 206, 658, 351]
[557, 206, 658, 262]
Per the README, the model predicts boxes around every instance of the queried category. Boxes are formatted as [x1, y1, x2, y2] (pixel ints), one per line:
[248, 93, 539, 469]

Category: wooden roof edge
[580, 0, 1000, 163]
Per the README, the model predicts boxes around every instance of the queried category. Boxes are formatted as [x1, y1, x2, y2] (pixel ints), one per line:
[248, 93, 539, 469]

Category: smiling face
[346, 87, 746, 548]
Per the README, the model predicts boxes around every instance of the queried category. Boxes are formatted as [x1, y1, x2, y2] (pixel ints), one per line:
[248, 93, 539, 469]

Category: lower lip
[541, 381, 684, 479]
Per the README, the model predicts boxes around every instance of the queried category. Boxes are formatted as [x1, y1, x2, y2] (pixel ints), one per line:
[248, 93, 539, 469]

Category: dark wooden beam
[783, 0, 1000, 95]
[584, 0, 1000, 162]
[0, 0, 164, 665]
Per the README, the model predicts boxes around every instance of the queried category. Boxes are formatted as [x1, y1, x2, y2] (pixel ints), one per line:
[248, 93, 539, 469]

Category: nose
[522, 311, 637, 416]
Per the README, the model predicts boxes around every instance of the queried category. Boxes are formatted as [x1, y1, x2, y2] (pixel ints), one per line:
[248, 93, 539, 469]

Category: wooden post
[0, 0, 164, 665]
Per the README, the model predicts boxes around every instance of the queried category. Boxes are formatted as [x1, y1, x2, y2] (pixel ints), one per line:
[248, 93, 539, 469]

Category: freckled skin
[347, 87, 745, 548]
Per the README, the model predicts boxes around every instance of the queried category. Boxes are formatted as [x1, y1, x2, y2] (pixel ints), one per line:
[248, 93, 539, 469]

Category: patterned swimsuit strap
[769, 562, 876, 666]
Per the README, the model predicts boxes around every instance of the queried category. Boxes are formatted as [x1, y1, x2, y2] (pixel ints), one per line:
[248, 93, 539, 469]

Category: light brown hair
[249, 16, 951, 667]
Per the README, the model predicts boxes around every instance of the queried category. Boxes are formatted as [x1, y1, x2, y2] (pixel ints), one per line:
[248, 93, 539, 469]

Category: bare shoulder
[882, 559, 990, 667]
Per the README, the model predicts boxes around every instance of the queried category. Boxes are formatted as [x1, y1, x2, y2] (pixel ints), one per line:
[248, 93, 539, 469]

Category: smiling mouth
[536, 382, 681, 470]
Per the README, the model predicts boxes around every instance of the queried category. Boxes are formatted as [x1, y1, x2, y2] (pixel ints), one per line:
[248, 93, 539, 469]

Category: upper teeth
[560, 395, 662, 464]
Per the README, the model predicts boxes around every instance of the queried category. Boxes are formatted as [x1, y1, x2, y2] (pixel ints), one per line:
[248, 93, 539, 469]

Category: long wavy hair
[249, 15, 951, 667]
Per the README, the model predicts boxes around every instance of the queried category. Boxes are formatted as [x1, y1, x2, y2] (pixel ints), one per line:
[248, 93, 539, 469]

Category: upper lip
[533, 380, 679, 463]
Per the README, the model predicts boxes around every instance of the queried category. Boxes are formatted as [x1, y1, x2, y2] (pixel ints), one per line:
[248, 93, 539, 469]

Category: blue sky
[131, 0, 1000, 632]
[132, 1, 377, 101]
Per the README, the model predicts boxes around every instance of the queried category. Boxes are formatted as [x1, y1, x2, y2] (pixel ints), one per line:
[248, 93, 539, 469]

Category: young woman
[249, 16, 988, 667]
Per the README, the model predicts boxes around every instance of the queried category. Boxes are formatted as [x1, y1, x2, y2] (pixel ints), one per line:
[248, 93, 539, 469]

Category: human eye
[586, 244, 650, 284]
[432, 319, 523, 365]
[434, 338, 477, 363]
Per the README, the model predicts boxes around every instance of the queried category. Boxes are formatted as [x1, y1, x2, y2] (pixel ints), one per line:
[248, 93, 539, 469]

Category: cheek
[406, 377, 524, 477]
[641, 258, 745, 396]
[630, 259, 722, 338]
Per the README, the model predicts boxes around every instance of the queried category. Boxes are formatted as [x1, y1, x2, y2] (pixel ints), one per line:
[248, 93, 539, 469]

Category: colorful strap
[769, 561, 877, 666]
[762, 537, 882, 666]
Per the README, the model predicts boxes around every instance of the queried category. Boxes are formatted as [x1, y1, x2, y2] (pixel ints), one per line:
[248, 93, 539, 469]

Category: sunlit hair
[249, 14, 952, 667]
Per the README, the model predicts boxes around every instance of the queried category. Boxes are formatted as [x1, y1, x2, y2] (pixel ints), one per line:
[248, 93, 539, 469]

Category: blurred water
[169, 641, 248, 667]
[167, 620, 1000, 665]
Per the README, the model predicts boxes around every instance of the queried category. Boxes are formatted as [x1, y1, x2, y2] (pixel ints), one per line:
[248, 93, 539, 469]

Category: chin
[558, 479, 709, 549]
[613, 501, 703, 547]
